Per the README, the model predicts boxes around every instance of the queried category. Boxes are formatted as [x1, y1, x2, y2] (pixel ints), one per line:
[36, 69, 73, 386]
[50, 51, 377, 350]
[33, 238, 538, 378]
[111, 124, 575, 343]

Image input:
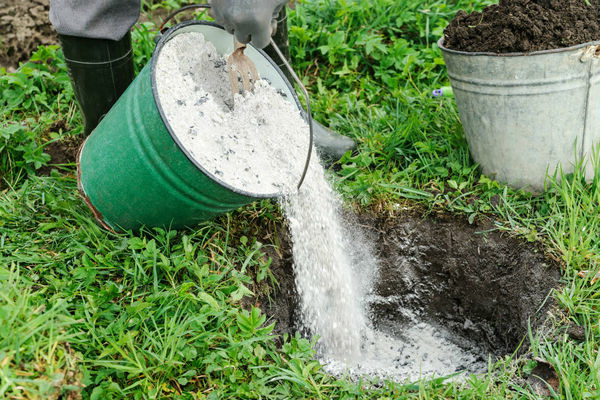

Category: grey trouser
[49, 0, 141, 41]
[49, 1, 289, 58]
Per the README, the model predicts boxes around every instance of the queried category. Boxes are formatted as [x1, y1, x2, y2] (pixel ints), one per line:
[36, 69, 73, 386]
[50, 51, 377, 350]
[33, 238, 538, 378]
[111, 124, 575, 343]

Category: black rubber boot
[59, 33, 135, 136]
[265, 9, 356, 162]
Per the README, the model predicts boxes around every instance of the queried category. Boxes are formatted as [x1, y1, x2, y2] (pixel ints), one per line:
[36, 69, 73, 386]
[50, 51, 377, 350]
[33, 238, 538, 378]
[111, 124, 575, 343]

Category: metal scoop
[227, 38, 260, 97]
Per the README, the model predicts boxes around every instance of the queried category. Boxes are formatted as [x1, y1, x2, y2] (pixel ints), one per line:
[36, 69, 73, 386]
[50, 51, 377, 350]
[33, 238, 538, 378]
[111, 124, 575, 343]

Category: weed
[0, 46, 73, 184]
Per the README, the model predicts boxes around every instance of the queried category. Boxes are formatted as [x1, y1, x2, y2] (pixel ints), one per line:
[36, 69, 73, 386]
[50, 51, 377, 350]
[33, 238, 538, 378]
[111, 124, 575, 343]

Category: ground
[0, 0, 565, 368]
[2, 0, 598, 398]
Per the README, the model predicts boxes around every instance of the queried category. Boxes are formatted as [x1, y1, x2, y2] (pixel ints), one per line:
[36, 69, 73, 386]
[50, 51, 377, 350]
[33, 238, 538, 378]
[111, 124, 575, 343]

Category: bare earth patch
[0, 0, 57, 71]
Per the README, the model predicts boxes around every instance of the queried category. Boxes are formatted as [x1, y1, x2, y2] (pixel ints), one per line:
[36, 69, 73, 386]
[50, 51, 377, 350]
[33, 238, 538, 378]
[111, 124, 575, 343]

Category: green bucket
[77, 21, 306, 231]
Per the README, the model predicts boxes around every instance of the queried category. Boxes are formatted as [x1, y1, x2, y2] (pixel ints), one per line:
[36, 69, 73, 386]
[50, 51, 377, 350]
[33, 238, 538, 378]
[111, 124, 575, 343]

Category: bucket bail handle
[268, 38, 314, 191]
[158, 4, 314, 191]
[159, 4, 211, 33]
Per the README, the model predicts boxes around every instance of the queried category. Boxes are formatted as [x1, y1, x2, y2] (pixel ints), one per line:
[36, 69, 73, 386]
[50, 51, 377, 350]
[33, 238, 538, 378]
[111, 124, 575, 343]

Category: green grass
[1, 0, 599, 398]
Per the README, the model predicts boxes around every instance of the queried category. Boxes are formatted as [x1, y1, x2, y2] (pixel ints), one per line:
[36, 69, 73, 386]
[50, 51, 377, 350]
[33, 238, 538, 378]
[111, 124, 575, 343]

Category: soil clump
[38, 133, 83, 176]
[0, 0, 57, 71]
[444, 0, 600, 53]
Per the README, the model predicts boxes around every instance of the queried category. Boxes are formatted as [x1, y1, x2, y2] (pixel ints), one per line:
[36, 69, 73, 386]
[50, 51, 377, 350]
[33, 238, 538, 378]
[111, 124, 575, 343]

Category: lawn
[1, 0, 599, 398]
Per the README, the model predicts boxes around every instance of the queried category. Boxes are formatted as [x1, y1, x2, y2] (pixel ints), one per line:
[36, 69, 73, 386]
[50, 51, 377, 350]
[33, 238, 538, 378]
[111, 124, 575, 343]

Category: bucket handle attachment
[158, 4, 313, 191]
[580, 44, 600, 62]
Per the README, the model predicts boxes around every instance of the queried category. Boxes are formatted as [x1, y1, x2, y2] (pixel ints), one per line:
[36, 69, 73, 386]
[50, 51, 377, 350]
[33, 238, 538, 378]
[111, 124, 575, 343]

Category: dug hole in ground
[155, 32, 561, 383]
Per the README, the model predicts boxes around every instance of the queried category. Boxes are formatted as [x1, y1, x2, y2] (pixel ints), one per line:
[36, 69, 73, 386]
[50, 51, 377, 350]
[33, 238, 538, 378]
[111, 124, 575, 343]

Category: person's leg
[265, 7, 356, 162]
[50, 0, 140, 136]
[49, 0, 140, 41]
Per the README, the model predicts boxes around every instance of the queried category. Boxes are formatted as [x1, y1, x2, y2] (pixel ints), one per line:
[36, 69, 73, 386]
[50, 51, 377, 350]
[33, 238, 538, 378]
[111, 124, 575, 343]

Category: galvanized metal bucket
[438, 38, 600, 192]
[78, 21, 308, 231]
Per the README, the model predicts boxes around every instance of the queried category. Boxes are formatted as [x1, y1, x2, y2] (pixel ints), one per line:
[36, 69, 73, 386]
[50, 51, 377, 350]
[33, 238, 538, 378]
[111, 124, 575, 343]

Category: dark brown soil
[444, 0, 600, 53]
[38, 132, 84, 176]
[369, 212, 560, 355]
[265, 211, 561, 358]
[258, 223, 300, 339]
[0, 0, 58, 71]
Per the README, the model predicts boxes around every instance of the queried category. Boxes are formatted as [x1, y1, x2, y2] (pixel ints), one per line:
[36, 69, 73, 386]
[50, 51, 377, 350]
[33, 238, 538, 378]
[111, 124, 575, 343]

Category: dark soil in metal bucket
[443, 0, 600, 53]
[261, 211, 561, 381]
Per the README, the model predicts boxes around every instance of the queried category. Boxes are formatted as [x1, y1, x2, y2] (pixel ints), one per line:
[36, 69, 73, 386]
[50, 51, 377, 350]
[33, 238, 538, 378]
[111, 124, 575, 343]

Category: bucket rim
[437, 37, 600, 57]
[151, 20, 304, 200]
